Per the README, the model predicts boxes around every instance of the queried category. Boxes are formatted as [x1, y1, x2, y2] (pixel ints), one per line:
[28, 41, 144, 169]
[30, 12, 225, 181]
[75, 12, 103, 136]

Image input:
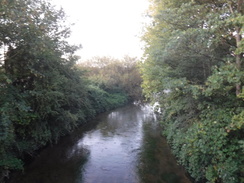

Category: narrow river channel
[9, 104, 191, 183]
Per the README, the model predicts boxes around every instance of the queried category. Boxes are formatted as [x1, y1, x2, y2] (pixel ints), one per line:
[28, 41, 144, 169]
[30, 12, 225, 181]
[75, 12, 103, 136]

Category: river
[9, 104, 191, 183]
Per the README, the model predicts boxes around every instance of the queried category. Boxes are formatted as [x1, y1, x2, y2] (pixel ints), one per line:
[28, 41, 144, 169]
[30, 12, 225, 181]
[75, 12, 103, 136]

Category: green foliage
[141, 0, 244, 182]
[78, 56, 143, 101]
[0, 0, 131, 181]
[204, 63, 244, 97]
[106, 92, 128, 108]
[0, 156, 23, 172]
[87, 84, 128, 114]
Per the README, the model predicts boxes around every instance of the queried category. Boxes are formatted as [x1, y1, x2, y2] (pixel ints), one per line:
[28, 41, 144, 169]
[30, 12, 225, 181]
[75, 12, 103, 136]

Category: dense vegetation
[78, 56, 143, 103]
[140, 0, 243, 182]
[0, 0, 142, 182]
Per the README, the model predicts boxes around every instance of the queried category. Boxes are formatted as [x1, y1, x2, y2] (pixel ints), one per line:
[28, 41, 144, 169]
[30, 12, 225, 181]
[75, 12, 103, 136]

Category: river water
[9, 104, 191, 183]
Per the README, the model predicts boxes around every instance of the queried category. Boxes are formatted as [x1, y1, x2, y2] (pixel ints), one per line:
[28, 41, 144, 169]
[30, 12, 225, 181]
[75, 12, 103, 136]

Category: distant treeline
[0, 0, 142, 182]
[140, 0, 243, 183]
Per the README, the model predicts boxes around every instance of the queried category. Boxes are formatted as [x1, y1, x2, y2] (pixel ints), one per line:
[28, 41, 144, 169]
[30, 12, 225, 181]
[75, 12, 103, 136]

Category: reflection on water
[9, 104, 191, 183]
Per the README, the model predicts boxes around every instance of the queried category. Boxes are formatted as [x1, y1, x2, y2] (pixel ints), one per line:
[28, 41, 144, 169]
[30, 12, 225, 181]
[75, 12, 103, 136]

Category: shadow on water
[8, 104, 191, 183]
[137, 121, 189, 183]
[8, 116, 103, 183]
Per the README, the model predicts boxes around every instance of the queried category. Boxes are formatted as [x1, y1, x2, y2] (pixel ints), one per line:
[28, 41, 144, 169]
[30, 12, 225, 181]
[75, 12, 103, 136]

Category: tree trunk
[235, 27, 242, 96]
[231, 0, 243, 96]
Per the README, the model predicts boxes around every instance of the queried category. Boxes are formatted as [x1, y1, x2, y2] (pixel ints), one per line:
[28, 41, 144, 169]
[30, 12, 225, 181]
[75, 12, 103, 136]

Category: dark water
[9, 104, 191, 183]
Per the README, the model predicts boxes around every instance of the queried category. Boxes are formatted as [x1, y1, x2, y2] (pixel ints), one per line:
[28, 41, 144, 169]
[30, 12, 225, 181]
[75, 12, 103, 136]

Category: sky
[51, 0, 150, 61]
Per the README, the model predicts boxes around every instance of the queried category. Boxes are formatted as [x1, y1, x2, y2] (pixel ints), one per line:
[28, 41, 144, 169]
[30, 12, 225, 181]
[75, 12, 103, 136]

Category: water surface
[9, 104, 191, 183]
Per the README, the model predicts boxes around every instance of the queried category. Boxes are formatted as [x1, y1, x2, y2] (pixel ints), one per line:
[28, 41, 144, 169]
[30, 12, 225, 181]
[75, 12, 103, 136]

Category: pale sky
[51, 0, 149, 61]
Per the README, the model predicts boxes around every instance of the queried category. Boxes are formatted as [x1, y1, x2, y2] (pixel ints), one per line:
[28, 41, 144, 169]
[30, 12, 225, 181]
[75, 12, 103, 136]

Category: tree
[0, 0, 91, 180]
[78, 56, 143, 101]
[140, 0, 244, 182]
